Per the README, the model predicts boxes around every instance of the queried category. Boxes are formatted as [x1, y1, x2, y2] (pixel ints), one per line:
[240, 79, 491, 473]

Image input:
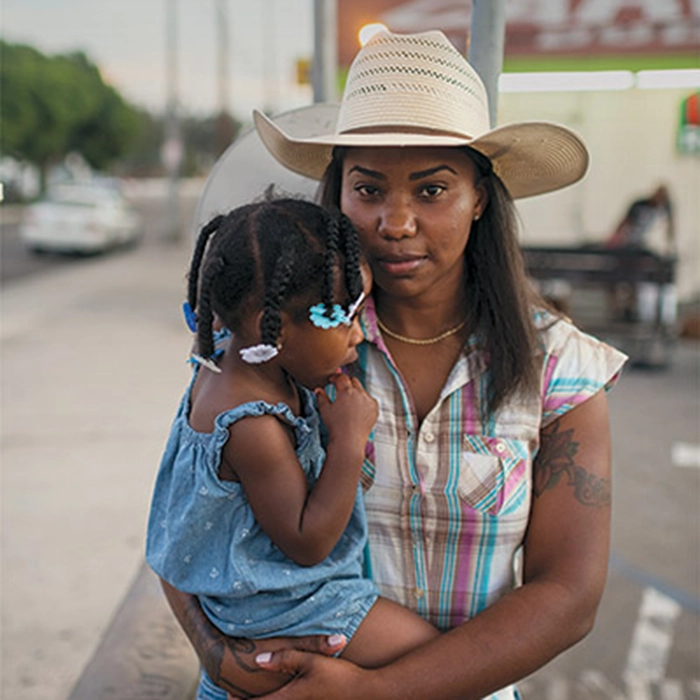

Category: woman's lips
[376, 256, 426, 276]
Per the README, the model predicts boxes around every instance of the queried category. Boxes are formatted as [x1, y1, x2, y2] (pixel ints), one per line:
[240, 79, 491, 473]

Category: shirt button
[414, 588, 425, 599]
[424, 432, 435, 443]
[495, 441, 507, 454]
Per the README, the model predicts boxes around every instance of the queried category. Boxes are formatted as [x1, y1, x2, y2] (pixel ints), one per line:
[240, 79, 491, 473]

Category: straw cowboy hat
[254, 29, 589, 199]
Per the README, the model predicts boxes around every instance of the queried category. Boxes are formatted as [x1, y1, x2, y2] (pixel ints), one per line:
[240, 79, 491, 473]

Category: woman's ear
[474, 183, 488, 220]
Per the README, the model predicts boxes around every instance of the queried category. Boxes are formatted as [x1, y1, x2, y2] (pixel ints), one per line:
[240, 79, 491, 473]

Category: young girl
[146, 198, 438, 698]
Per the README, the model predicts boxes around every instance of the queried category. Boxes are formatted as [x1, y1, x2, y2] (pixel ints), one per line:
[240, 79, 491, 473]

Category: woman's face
[340, 147, 486, 303]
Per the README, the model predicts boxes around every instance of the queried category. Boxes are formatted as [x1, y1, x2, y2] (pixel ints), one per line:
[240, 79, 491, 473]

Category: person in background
[159, 30, 627, 700]
[605, 185, 676, 323]
[606, 184, 675, 252]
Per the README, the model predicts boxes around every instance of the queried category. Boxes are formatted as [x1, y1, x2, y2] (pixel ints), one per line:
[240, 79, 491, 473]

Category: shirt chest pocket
[457, 441, 508, 515]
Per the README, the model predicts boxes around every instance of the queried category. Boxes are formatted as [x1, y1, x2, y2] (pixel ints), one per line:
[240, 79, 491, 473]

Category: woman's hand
[159, 580, 348, 697]
[229, 651, 377, 700]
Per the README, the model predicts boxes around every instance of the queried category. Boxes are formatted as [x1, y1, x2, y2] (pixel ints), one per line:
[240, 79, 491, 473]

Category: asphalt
[1, 236, 196, 700]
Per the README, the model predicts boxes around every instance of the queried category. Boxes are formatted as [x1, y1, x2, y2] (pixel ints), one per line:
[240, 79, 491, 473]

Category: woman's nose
[378, 199, 417, 239]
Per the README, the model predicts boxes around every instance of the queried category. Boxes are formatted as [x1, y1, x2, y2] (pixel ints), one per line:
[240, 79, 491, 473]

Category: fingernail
[328, 634, 346, 646]
[256, 652, 272, 664]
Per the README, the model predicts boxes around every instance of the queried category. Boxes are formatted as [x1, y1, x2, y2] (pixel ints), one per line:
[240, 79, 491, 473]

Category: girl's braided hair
[187, 197, 364, 359]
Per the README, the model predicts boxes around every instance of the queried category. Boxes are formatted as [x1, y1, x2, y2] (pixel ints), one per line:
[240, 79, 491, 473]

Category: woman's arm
[159, 579, 347, 698]
[248, 388, 613, 699]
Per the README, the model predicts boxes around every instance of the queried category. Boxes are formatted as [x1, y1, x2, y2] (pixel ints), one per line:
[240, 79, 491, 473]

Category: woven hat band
[338, 91, 487, 141]
[337, 30, 491, 139]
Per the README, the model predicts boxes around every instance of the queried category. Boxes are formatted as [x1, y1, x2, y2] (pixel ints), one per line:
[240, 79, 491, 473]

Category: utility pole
[312, 0, 338, 103]
[263, 0, 279, 112]
[468, 0, 506, 127]
[163, 0, 183, 242]
[216, 0, 230, 117]
[215, 0, 235, 155]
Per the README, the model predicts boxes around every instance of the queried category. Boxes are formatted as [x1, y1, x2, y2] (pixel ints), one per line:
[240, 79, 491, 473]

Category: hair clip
[239, 343, 280, 364]
[309, 290, 365, 330]
[309, 303, 349, 329]
[347, 291, 366, 320]
[182, 301, 197, 333]
[189, 353, 222, 374]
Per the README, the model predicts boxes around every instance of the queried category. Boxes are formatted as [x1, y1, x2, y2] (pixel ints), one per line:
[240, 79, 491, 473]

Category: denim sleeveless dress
[146, 367, 378, 647]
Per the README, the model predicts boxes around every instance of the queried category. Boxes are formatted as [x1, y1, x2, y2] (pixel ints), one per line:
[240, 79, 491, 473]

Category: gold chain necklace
[376, 316, 468, 346]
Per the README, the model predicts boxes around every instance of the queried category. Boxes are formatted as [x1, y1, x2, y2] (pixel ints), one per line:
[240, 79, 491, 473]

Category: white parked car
[19, 181, 143, 254]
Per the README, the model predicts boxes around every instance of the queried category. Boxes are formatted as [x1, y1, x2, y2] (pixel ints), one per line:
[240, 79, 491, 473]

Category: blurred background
[1, 2, 698, 699]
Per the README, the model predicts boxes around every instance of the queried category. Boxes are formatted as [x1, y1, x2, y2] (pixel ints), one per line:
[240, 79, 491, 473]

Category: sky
[2, 0, 316, 124]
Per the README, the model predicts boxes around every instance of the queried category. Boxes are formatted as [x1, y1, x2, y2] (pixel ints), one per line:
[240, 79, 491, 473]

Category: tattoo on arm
[534, 420, 611, 507]
[181, 596, 263, 698]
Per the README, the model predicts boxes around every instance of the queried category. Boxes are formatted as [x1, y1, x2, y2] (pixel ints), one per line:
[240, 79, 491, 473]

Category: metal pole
[312, 0, 338, 103]
[215, 0, 235, 155]
[468, 0, 506, 127]
[216, 0, 230, 116]
[163, 0, 183, 242]
[263, 0, 278, 111]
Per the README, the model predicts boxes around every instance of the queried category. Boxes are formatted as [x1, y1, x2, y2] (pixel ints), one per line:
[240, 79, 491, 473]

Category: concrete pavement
[2, 236, 196, 700]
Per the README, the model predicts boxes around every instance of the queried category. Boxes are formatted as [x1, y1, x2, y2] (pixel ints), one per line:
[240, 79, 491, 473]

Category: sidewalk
[1, 240, 195, 700]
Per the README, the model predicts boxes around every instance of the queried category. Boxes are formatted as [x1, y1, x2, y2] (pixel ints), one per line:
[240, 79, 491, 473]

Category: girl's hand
[228, 650, 377, 700]
[315, 374, 378, 446]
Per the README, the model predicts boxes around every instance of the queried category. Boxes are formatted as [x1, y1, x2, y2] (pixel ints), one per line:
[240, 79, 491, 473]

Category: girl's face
[278, 264, 372, 389]
[339, 147, 486, 303]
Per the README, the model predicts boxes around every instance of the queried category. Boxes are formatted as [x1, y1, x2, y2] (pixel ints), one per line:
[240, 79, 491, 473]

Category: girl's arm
[245, 388, 613, 699]
[229, 374, 377, 566]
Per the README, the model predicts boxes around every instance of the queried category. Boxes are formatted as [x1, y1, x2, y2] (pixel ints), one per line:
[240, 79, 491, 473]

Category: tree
[1, 41, 144, 189]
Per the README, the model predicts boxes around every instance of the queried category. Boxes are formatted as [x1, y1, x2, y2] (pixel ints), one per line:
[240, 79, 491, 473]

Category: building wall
[499, 87, 699, 301]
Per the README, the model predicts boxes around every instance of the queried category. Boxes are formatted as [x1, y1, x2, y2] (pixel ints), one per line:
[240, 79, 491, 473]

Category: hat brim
[254, 109, 589, 200]
[194, 104, 341, 231]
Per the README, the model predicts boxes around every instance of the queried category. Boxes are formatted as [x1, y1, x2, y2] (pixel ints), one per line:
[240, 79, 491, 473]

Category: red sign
[338, 0, 700, 64]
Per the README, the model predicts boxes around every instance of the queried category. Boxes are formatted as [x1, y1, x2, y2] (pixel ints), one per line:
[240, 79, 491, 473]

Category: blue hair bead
[182, 301, 198, 333]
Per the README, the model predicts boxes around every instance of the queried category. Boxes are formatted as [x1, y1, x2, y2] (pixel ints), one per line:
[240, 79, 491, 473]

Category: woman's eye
[420, 184, 446, 198]
[355, 184, 380, 197]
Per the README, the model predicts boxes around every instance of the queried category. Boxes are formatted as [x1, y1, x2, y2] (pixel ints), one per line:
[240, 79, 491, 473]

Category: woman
[161, 30, 627, 699]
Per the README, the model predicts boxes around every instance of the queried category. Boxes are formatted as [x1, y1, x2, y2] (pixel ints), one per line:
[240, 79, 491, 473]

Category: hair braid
[321, 211, 340, 317]
[337, 211, 363, 300]
[188, 214, 224, 311]
[195, 255, 226, 359]
[259, 251, 295, 347]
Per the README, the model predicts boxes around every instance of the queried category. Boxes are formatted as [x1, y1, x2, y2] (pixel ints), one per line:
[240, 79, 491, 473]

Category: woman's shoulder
[532, 306, 624, 363]
[532, 307, 628, 419]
